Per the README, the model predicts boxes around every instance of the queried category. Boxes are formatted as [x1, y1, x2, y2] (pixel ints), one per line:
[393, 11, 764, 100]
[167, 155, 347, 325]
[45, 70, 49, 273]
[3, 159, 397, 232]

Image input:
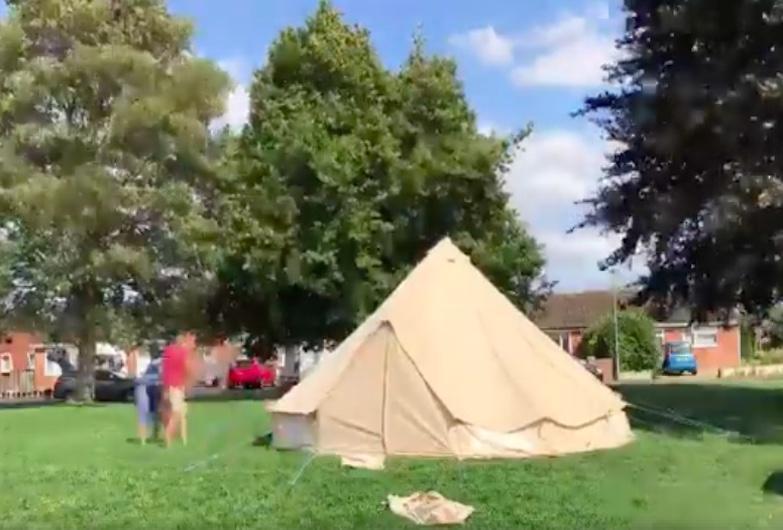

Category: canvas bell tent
[268, 238, 633, 459]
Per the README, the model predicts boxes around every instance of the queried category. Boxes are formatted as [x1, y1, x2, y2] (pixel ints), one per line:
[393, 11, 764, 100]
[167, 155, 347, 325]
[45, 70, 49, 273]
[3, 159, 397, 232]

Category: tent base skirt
[272, 410, 633, 460]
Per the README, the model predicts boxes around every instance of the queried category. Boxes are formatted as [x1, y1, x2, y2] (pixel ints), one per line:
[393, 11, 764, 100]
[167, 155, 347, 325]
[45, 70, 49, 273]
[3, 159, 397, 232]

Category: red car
[227, 358, 275, 389]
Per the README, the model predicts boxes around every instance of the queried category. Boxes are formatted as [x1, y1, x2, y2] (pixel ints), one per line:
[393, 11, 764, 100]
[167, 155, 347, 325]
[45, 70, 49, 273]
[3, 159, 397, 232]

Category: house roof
[534, 290, 737, 330]
[533, 291, 631, 330]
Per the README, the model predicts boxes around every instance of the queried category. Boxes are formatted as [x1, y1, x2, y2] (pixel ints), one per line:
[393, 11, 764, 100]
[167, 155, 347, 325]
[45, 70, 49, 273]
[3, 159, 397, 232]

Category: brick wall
[593, 358, 615, 383]
[0, 332, 39, 375]
[662, 326, 740, 373]
[0, 332, 53, 397]
[568, 331, 583, 354]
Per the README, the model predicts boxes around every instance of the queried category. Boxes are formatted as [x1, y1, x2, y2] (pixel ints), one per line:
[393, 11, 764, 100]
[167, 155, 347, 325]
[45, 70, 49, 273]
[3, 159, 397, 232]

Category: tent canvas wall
[269, 238, 633, 459]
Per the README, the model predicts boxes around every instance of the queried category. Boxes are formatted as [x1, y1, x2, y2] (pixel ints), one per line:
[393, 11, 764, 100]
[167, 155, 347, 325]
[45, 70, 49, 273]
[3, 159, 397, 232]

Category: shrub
[740, 321, 756, 360]
[749, 348, 783, 366]
[580, 309, 660, 372]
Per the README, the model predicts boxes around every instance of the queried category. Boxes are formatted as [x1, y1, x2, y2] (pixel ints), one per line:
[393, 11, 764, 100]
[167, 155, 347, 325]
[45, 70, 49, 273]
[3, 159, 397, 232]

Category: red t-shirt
[162, 344, 188, 388]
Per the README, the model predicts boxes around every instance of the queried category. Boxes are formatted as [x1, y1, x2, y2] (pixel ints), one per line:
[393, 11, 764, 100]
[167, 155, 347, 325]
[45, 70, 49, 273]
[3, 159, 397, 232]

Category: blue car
[662, 341, 698, 375]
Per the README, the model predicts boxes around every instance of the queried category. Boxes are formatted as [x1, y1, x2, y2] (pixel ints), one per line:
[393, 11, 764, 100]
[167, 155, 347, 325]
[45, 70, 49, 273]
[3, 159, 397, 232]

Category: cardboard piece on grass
[341, 454, 385, 470]
[388, 491, 474, 525]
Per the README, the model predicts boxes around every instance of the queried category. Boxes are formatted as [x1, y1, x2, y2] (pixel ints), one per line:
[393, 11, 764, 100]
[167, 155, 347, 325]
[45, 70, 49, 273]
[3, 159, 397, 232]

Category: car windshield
[669, 343, 691, 354]
[236, 360, 253, 368]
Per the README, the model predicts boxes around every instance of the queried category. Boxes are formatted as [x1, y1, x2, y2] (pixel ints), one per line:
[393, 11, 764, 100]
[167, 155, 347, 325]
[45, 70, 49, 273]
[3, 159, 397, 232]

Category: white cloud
[447, 5, 617, 88]
[511, 8, 617, 88]
[506, 129, 605, 211]
[213, 85, 250, 131]
[212, 58, 252, 131]
[478, 121, 511, 137]
[218, 57, 255, 85]
[449, 26, 515, 67]
[505, 128, 641, 291]
[525, 15, 589, 48]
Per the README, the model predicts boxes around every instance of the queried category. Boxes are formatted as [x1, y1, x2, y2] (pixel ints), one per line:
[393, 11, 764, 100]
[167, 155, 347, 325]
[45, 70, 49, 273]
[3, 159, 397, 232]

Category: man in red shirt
[162, 332, 197, 447]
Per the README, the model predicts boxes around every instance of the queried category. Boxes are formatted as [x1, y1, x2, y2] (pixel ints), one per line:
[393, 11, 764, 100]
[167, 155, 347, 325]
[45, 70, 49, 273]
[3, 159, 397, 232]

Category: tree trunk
[74, 285, 98, 402]
[75, 332, 97, 402]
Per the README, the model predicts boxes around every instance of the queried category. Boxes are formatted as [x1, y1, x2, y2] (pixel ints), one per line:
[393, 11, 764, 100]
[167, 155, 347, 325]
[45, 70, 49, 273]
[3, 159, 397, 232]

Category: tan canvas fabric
[317, 326, 388, 455]
[447, 411, 632, 459]
[383, 330, 452, 456]
[269, 238, 633, 458]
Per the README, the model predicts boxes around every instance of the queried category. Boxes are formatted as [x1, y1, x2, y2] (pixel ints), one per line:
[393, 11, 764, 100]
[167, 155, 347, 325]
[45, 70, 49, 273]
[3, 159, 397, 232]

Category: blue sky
[2, 0, 637, 292]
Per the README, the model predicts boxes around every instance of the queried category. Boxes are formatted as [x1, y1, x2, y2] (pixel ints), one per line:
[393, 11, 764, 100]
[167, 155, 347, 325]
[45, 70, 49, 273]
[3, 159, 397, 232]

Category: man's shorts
[166, 386, 187, 414]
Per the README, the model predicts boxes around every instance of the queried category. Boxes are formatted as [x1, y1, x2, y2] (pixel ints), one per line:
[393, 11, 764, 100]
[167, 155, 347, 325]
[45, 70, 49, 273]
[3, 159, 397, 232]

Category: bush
[580, 309, 660, 372]
[740, 321, 756, 360]
[748, 348, 783, 366]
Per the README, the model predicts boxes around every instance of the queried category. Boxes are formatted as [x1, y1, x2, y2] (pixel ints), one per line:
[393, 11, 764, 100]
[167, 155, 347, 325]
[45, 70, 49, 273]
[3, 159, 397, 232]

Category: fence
[0, 371, 46, 400]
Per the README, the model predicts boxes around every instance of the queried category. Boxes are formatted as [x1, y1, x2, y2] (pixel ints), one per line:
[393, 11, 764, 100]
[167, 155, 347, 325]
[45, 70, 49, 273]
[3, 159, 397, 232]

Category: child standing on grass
[134, 358, 161, 444]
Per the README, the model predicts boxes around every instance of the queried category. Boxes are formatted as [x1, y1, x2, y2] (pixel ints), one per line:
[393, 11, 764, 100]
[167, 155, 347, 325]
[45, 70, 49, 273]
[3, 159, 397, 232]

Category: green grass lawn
[3, 381, 783, 529]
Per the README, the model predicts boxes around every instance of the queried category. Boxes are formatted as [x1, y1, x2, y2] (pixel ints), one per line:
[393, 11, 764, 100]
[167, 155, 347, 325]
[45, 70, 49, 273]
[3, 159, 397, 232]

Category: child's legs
[134, 384, 150, 442]
[147, 385, 161, 439]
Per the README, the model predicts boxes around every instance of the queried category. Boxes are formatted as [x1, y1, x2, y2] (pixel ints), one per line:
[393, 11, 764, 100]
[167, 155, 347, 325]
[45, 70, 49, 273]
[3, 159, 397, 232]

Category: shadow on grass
[762, 471, 783, 496]
[188, 387, 285, 403]
[615, 382, 783, 444]
[0, 399, 65, 410]
[252, 432, 273, 448]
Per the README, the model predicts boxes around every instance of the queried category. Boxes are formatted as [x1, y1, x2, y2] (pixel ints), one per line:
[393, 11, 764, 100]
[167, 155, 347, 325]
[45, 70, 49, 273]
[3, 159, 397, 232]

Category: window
[45, 357, 62, 377]
[692, 327, 718, 348]
[27, 352, 36, 370]
[0, 354, 12, 374]
[655, 330, 665, 344]
[545, 332, 569, 352]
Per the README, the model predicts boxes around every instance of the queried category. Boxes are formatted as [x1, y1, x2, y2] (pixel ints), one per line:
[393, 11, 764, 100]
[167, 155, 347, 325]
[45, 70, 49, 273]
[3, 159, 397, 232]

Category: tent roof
[270, 238, 625, 433]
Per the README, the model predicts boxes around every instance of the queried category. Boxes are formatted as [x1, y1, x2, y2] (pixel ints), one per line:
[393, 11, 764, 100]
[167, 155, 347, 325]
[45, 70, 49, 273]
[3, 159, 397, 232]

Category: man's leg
[165, 411, 179, 448]
[180, 408, 187, 446]
[177, 389, 188, 445]
[165, 387, 185, 447]
[163, 388, 175, 448]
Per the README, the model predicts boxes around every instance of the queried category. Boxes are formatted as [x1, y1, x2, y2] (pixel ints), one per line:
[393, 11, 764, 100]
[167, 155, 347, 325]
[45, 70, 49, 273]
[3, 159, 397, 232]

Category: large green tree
[579, 0, 783, 316]
[0, 0, 230, 399]
[213, 3, 546, 352]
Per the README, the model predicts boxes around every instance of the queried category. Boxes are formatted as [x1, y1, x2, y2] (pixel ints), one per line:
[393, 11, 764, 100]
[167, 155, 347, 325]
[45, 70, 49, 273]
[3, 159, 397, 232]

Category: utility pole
[612, 269, 621, 381]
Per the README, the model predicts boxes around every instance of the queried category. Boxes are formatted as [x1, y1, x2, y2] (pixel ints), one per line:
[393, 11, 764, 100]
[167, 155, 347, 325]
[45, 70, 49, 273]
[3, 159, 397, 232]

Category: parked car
[662, 341, 698, 375]
[227, 358, 275, 389]
[53, 369, 136, 402]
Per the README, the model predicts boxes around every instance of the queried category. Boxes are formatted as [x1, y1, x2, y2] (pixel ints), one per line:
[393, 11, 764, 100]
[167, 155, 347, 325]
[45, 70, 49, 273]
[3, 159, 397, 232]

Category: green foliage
[740, 320, 756, 359]
[0, 0, 231, 399]
[748, 348, 783, 366]
[760, 305, 783, 348]
[581, 309, 660, 372]
[579, 0, 783, 315]
[214, 3, 547, 347]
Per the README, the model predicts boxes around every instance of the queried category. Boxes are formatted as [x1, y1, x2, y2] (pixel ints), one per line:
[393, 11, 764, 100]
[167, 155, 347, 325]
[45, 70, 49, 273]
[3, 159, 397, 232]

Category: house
[276, 343, 332, 384]
[534, 291, 742, 374]
[0, 332, 65, 398]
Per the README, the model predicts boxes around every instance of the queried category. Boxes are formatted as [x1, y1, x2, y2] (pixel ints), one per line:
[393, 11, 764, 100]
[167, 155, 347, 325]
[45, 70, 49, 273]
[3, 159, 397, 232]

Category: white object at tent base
[388, 491, 474, 525]
[340, 454, 385, 470]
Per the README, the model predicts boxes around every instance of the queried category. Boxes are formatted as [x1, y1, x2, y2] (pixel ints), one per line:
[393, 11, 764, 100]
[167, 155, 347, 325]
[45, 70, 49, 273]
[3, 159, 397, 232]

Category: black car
[53, 369, 136, 402]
